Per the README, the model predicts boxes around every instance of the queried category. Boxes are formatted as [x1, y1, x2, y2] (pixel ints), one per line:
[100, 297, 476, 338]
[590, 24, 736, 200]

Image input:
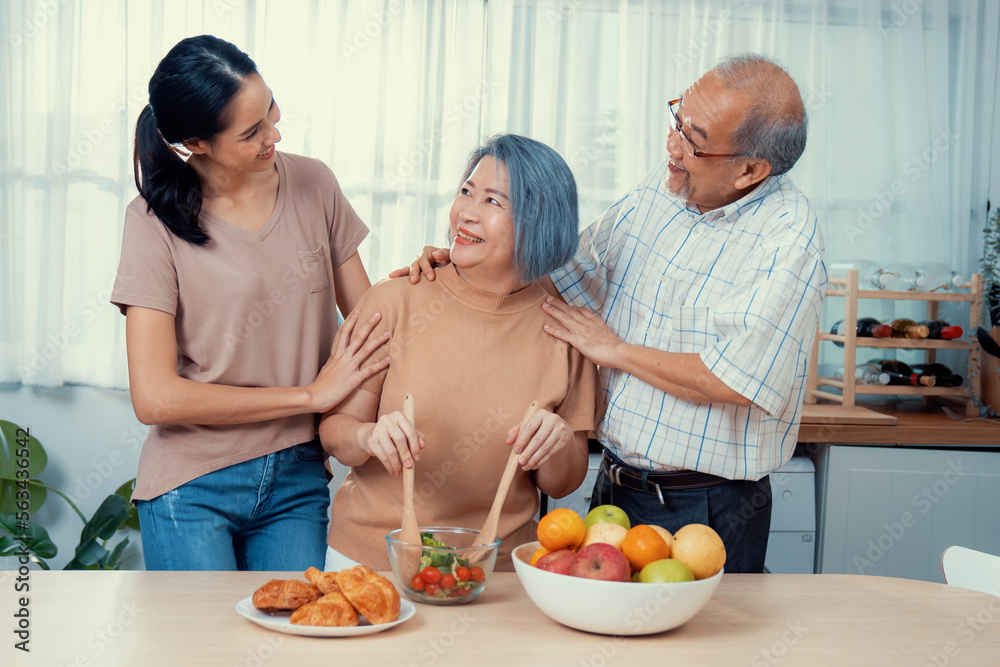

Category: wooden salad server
[472, 401, 540, 551]
[400, 393, 422, 574]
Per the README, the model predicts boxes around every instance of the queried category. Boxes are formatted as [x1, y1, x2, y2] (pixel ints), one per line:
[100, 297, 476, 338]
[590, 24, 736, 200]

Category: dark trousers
[590, 456, 773, 573]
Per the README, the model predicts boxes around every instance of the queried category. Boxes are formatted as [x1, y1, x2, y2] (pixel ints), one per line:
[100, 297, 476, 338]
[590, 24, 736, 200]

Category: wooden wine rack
[806, 270, 984, 416]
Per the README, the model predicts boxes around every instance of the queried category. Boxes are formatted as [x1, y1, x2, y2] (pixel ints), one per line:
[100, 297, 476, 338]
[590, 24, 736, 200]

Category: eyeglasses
[667, 98, 741, 159]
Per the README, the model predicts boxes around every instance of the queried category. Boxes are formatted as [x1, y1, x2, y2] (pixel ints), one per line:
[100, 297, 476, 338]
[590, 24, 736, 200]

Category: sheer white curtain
[0, 0, 487, 387]
[471, 0, 1000, 372]
[482, 0, 999, 270]
[2, 0, 998, 389]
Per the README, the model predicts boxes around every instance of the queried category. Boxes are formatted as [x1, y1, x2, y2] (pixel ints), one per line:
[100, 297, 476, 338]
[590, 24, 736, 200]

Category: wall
[1, 384, 145, 570]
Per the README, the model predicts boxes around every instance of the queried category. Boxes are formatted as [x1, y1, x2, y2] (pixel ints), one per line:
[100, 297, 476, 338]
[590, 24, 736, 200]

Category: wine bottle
[916, 320, 964, 340]
[887, 318, 930, 339]
[834, 364, 891, 385]
[829, 261, 894, 290]
[865, 359, 936, 386]
[911, 363, 963, 387]
[829, 318, 893, 346]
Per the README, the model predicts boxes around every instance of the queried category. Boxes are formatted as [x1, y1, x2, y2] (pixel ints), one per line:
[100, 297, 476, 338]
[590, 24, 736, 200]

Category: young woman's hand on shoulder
[305, 308, 390, 413]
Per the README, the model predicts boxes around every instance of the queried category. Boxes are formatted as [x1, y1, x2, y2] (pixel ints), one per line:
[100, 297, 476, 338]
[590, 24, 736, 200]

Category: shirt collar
[678, 175, 781, 224]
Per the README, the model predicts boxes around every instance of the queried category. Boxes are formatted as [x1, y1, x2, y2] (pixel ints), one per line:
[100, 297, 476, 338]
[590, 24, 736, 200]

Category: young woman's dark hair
[133, 35, 258, 244]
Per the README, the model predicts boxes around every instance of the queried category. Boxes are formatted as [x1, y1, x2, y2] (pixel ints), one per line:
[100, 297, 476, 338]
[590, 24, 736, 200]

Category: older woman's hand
[505, 408, 574, 470]
[360, 411, 425, 477]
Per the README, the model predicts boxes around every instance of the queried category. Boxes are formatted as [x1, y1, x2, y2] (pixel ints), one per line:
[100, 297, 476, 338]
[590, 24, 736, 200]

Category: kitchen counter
[798, 401, 1000, 447]
[7, 570, 999, 665]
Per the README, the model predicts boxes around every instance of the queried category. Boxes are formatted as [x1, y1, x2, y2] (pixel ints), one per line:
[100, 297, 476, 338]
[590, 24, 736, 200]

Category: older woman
[319, 134, 597, 571]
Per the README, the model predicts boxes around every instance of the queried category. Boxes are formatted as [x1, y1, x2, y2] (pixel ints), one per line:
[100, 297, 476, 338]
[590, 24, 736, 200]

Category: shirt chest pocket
[297, 246, 330, 293]
[666, 305, 718, 354]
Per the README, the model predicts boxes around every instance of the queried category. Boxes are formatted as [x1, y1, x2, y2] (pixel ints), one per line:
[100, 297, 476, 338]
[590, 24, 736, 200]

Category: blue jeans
[136, 439, 330, 571]
[590, 456, 772, 573]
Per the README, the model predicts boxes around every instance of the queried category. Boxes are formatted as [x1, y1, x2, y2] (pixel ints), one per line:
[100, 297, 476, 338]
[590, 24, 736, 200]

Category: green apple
[637, 558, 695, 583]
[583, 504, 631, 530]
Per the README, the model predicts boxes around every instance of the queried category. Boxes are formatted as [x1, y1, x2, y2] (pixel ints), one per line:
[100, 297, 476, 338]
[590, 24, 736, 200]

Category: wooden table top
[6, 570, 999, 666]
[798, 401, 1000, 446]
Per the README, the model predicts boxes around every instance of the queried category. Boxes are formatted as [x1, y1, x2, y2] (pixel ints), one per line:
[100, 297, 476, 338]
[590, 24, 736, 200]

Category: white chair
[941, 545, 1000, 596]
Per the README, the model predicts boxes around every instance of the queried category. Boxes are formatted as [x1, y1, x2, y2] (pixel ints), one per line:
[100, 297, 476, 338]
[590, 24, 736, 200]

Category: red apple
[535, 548, 576, 575]
[569, 543, 631, 582]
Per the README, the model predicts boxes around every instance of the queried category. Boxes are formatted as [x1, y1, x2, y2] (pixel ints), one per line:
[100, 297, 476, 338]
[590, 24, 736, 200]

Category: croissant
[290, 592, 359, 627]
[251, 579, 321, 613]
[336, 565, 401, 625]
[304, 566, 342, 594]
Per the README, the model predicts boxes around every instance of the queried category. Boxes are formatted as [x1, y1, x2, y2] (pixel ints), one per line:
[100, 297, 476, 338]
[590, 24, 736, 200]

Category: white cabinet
[813, 444, 1000, 583]
[765, 457, 817, 574]
[326, 457, 351, 503]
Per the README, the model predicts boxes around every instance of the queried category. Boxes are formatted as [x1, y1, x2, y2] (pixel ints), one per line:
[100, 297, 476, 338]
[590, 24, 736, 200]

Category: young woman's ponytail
[132, 35, 258, 244]
[133, 104, 207, 244]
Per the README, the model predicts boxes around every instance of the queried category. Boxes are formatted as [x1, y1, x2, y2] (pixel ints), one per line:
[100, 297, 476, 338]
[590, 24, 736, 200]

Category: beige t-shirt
[111, 152, 368, 501]
[328, 265, 599, 571]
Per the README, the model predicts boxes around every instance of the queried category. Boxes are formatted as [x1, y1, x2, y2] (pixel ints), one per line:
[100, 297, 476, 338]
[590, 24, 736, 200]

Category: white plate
[235, 597, 416, 637]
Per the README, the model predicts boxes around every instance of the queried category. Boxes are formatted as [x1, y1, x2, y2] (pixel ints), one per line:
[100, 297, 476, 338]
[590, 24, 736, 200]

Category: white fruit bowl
[511, 541, 723, 636]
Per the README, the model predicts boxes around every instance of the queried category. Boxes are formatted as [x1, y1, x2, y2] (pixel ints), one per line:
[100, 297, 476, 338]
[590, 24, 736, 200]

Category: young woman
[319, 134, 598, 572]
[111, 35, 388, 571]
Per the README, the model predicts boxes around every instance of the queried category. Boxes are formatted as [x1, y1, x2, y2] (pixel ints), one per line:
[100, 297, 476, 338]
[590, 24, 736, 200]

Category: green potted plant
[0, 420, 138, 569]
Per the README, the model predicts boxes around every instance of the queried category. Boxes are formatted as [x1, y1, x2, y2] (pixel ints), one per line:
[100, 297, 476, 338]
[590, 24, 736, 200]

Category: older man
[398, 54, 826, 573]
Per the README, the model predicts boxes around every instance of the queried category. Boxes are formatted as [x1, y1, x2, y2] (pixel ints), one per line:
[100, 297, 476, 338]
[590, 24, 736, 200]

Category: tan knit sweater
[328, 265, 598, 571]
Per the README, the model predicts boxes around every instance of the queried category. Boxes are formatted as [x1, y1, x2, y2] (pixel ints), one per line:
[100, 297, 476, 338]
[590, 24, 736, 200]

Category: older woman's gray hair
[459, 134, 578, 284]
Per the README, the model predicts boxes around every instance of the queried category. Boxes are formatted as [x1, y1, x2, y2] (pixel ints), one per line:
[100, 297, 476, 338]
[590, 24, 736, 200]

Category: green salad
[408, 532, 488, 599]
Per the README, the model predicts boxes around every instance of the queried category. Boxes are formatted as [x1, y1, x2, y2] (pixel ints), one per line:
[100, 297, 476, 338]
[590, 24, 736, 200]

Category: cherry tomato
[424, 582, 441, 596]
[455, 566, 471, 582]
[410, 574, 426, 591]
[470, 566, 486, 583]
[453, 585, 472, 596]
[420, 566, 442, 584]
[440, 573, 456, 590]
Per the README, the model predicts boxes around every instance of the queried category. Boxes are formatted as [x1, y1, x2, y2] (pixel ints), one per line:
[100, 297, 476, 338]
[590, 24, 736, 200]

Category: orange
[537, 508, 586, 552]
[529, 546, 550, 566]
[621, 524, 672, 571]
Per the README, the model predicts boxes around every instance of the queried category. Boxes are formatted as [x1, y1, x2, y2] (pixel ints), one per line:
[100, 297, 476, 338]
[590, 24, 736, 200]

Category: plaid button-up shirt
[552, 162, 827, 480]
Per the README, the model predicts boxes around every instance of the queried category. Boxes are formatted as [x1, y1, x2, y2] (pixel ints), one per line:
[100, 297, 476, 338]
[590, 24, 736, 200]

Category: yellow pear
[578, 521, 628, 551]
[670, 523, 726, 580]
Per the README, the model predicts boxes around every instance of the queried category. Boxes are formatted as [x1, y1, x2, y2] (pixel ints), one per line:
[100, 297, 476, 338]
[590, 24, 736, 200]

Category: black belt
[601, 450, 731, 501]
